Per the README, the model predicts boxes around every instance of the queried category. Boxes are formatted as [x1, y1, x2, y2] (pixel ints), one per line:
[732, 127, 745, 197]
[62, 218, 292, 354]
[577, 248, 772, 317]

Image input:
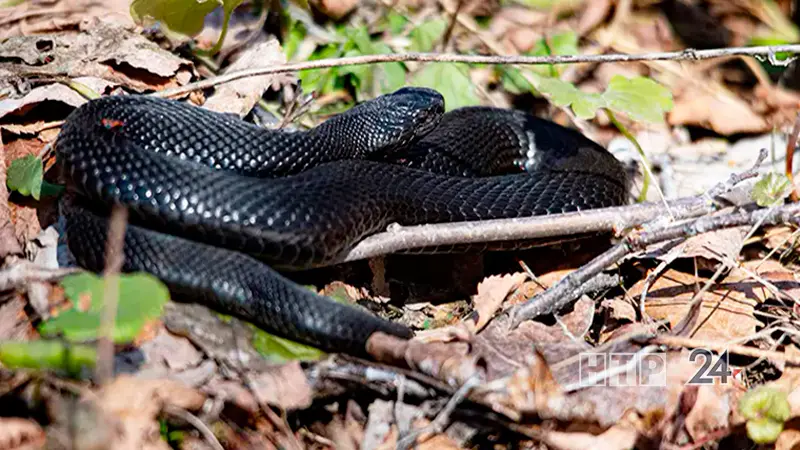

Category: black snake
[55, 87, 628, 355]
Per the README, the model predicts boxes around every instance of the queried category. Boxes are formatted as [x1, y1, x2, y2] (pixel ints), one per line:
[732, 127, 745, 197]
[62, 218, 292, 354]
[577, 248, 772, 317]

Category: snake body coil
[56, 88, 628, 354]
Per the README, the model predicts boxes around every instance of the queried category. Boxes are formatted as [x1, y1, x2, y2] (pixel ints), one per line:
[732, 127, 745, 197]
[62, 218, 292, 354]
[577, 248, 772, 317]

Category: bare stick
[341, 197, 711, 262]
[342, 150, 767, 262]
[652, 335, 800, 365]
[95, 206, 128, 384]
[153, 45, 800, 97]
[786, 111, 800, 202]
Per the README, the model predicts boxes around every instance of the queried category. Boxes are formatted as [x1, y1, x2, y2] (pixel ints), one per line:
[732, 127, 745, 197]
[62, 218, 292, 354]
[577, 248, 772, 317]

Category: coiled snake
[55, 87, 628, 355]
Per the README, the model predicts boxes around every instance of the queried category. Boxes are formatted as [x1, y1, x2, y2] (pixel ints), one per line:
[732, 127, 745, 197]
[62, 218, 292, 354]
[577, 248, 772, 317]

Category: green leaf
[500, 67, 533, 95]
[249, 325, 324, 363]
[0, 341, 97, 377]
[746, 418, 784, 444]
[752, 173, 793, 207]
[530, 31, 578, 76]
[130, 0, 223, 36]
[284, 20, 307, 60]
[387, 11, 409, 35]
[409, 19, 447, 52]
[602, 75, 673, 124]
[740, 386, 791, 421]
[7, 155, 43, 200]
[39, 272, 170, 344]
[527, 72, 605, 120]
[739, 385, 791, 444]
[411, 63, 480, 111]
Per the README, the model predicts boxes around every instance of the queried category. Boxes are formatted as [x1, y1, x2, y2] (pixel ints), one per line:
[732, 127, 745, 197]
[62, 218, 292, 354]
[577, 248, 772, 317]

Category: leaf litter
[2, 0, 800, 448]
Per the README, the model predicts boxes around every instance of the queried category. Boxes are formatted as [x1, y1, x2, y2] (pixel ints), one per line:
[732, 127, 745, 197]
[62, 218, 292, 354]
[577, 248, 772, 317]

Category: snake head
[320, 87, 445, 158]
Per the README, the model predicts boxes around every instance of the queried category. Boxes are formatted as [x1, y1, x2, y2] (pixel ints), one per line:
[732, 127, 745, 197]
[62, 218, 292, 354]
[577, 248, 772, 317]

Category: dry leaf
[466, 272, 526, 332]
[541, 421, 638, 450]
[0, 84, 86, 122]
[0, 19, 194, 93]
[0, 417, 45, 450]
[203, 36, 293, 116]
[311, 0, 358, 20]
[684, 383, 738, 441]
[629, 269, 761, 341]
[92, 376, 206, 450]
[248, 361, 313, 410]
[475, 298, 594, 380]
[669, 87, 768, 135]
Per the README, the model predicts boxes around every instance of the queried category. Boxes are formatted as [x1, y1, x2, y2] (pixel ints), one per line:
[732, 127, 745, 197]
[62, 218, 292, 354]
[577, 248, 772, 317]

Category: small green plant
[39, 272, 170, 343]
[739, 385, 791, 444]
[6, 155, 63, 200]
[130, 0, 246, 55]
[753, 172, 793, 207]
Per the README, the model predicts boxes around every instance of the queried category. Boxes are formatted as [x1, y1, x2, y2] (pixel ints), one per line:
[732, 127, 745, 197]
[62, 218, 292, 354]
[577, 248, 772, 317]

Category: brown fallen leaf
[669, 86, 769, 135]
[83, 376, 206, 450]
[203, 36, 293, 117]
[311, 0, 358, 20]
[474, 292, 594, 380]
[0, 18, 194, 93]
[0, 0, 134, 39]
[0, 417, 45, 450]
[464, 272, 527, 333]
[540, 419, 639, 450]
[248, 361, 313, 410]
[628, 269, 761, 341]
[683, 382, 739, 442]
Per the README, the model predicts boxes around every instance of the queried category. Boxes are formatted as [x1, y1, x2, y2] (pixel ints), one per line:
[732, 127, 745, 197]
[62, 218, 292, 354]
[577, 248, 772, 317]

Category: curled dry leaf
[0, 84, 86, 122]
[465, 272, 527, 333]
[684, 382, 742, 442]
[203, 36, 294, 117]
[0, 417, 45, 450]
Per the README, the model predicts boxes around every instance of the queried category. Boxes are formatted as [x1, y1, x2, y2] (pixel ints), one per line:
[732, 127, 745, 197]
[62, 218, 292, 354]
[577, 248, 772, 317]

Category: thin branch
[651, 335, 800, 365]
[341, 145, 766, 261]
[342, 197, 715, 263]
[95, 206, 128, 384]
[153, 44, 800, 98]
[510, 203, 800, 326]
[786, 111, 800, 202]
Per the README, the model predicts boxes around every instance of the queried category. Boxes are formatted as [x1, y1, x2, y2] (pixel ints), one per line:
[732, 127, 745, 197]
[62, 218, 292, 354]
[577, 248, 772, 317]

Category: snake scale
[55, 87, 628, 355]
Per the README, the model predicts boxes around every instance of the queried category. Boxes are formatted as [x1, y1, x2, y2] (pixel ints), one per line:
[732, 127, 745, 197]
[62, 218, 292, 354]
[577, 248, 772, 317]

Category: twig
[511, 202, 800, 326]
[341, 149, 768, 262]
[163, 406, 225, 450]
[342, 197, 714, 262]
[396, 374, 481, 450]
[786, 111, 800, 202]
[0, 262, 78, 292]
[505, 149, 768, 325]
[153, 45, 800, 98]
[95, 206, 128, 384]
[651, 335, 800, 365]
[439, 0, 465, 51]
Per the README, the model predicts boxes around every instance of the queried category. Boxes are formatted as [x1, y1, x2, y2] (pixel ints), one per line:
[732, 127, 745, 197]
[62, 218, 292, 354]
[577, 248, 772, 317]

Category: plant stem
[605, 109, 651, 202]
